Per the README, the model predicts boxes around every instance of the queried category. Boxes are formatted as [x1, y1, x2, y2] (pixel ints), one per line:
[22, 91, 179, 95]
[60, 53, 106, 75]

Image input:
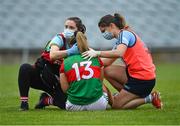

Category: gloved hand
[82, 48, 101, 61]
[67, 43, 80, 56]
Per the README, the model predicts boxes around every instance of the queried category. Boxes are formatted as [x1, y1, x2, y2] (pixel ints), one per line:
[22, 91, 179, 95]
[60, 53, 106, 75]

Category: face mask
[63, 28, 75, 38]
[102, 31, 114, 40]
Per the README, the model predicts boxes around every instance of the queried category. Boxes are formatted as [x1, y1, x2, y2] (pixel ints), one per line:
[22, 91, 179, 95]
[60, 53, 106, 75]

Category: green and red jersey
[60, 55, 104, 105]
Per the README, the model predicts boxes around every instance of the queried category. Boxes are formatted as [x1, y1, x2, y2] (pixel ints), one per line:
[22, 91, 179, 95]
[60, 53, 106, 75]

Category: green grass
[0, 63, 180, 125]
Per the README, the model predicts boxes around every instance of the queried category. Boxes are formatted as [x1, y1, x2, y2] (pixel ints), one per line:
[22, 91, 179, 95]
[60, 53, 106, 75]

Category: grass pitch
[0, 63, 180, 125]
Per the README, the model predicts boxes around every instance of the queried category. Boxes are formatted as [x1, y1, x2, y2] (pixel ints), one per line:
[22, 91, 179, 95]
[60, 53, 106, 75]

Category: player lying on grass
[18, 17, 86, 110]
[82, 13, 163, 109]
[60, 32, 113, 111]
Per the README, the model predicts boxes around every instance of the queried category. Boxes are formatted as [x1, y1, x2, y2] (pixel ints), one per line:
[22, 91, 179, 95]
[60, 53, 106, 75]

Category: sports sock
[145, 94, 152, 103]
[20, 97, 28, 102]
[18, 64, 32, 97]
[44, 97, 53, 105]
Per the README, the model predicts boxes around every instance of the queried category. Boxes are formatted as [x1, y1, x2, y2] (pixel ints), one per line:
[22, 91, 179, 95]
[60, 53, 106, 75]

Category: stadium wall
[0, 48, 180, 65]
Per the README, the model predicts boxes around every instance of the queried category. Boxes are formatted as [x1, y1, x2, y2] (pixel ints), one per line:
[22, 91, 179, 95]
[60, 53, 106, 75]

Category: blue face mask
[102, 31, 114, 40]
[63, 29, 75, 38]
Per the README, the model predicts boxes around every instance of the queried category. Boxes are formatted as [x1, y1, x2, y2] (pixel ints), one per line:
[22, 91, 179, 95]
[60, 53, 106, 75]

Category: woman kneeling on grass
[82, 13, 163, 109]
[59, 32, 113, 111]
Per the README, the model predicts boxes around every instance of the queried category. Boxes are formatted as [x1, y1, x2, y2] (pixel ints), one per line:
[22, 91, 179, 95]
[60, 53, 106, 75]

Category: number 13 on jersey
[72, 61, 94, 81]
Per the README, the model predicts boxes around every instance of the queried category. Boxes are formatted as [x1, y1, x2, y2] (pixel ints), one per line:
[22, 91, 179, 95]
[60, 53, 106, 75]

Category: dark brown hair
[98, 13, 129, 29]
[67, 17, 86, 33]
[67, 17, 86, 45]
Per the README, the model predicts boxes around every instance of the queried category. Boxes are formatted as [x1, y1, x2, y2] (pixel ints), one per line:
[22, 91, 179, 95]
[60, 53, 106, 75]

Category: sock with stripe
[20, 97, 28, 103]
[44, 96, 53, 105]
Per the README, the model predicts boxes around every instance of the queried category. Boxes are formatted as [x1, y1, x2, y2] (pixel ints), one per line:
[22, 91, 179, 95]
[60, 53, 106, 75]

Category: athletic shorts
[123, 76, 156, 98]
[66, 93, 108, 111]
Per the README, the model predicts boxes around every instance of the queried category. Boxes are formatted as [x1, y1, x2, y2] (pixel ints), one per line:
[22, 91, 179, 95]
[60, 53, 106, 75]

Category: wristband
[97, 51, 101, 56]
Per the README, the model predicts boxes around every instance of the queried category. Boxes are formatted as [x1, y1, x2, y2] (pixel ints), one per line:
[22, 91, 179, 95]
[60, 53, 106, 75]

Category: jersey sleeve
[115, 30, 136, 47]
[60, 62, 65, 73]
[50, 34, 64, 48]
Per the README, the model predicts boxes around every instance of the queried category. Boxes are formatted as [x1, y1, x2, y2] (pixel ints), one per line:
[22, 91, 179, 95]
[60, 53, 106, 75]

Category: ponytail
[76, 32, 89, 53]
[114, 13, 128, 29]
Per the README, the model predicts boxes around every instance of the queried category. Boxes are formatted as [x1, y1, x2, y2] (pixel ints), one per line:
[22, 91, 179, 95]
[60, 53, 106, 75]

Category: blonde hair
[76, 32, 89, 53]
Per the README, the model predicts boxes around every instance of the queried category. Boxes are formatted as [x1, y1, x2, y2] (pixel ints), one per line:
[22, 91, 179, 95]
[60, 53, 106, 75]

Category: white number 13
[72, 61, 94, 81]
